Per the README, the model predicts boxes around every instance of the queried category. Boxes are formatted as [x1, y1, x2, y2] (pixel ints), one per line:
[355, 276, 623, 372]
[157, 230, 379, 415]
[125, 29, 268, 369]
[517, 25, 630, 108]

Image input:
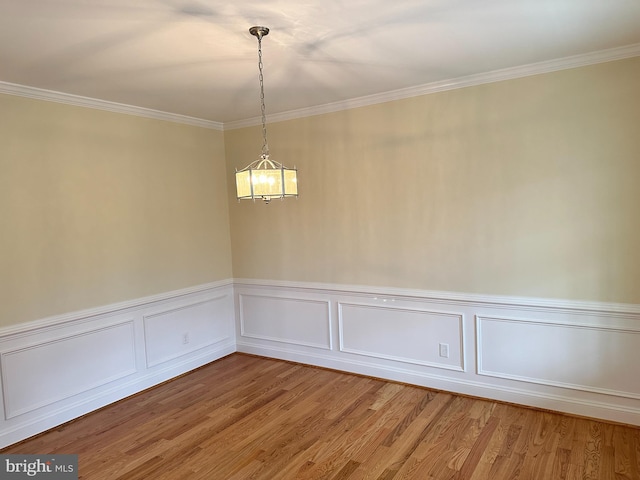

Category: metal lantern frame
[235, 26, 298, 203]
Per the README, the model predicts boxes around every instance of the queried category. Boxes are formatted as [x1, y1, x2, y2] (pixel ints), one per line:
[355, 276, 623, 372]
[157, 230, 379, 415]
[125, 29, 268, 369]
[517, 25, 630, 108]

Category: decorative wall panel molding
[3, 277, 640, 449]
[0, 280, 233, 339]
[1, 320, 136, 419]
[233, 278, 640, 316]
[144, 296, 232, 367]
[476, 315, 640, 399]
[0, 281, 235, 449]
[238, 294, 332, 349]
[338, 302, 464, 371]
[234, 279, 640, 427]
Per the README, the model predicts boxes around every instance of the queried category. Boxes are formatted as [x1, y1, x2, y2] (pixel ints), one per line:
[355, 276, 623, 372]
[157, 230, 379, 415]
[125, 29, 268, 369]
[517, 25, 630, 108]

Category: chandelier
[235, 26, 298, 203]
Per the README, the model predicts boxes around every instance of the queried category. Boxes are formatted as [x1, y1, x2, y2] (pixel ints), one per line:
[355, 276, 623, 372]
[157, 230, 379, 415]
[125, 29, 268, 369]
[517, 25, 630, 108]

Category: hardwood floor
[3, 353, 639, 479]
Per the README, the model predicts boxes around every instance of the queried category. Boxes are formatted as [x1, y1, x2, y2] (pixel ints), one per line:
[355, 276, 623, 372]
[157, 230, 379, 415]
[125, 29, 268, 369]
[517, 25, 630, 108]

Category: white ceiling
[1, 0, 639, 125]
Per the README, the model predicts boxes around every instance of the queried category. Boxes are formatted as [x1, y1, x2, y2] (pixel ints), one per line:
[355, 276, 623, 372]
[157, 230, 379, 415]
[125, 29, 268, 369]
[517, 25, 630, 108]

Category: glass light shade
[235, 156, 298, 202]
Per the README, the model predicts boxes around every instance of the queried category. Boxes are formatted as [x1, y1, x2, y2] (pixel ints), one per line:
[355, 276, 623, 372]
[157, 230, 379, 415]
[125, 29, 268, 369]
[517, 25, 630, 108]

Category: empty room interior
[1, 1, 640, 478]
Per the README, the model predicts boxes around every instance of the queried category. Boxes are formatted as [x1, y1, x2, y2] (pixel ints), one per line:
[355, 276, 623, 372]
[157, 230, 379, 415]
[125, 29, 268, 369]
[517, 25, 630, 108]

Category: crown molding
[0, 81, 224, 131]
[224, 42, 640, 130]
[2, 43, 639, 131]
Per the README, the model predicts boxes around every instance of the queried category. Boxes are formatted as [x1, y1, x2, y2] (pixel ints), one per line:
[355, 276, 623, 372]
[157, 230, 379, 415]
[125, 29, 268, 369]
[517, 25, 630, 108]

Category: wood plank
[2, 353, 639, 480]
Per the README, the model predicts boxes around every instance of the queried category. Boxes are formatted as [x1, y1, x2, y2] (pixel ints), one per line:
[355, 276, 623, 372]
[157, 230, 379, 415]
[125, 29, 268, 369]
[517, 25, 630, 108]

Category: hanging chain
[257, 35, 269, 158]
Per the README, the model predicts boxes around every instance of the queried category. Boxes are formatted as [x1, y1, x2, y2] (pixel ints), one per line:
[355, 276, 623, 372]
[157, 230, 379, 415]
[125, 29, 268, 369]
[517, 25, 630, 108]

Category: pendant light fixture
[235, 26, 298, 203]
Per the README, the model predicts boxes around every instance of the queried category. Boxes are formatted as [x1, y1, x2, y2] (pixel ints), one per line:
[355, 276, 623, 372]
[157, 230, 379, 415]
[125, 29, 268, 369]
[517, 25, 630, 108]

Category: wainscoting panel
[476, 315, 640, 399]
[2, 321, 136, 419]
[3, 279, 640, 448]
[0, 281, 235, 449]
[239, 294, 331, 349]
[338, 303, 464, 371]
[234, 279, 640, 426]
[144, 296, 232, 367]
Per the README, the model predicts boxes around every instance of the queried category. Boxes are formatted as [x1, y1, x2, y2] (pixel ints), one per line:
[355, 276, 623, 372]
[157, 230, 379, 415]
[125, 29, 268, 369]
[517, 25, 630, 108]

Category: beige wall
[0, 95, 232, 327]
[1, 56, 638, 329]
[226, 57, 640, 304]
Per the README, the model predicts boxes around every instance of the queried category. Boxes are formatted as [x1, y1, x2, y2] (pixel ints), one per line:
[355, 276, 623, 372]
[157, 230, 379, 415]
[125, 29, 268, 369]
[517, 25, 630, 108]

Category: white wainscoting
[0, 281, 235, 449]
[144, 296, 233, 368]
[239, 294, 332, 349]
[338, 302, 464, 371]
[2, 320, 137, 419]
[3, 278, 640, 449]
[476, 315, 640, 400]
[234, 279, 640, 426]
